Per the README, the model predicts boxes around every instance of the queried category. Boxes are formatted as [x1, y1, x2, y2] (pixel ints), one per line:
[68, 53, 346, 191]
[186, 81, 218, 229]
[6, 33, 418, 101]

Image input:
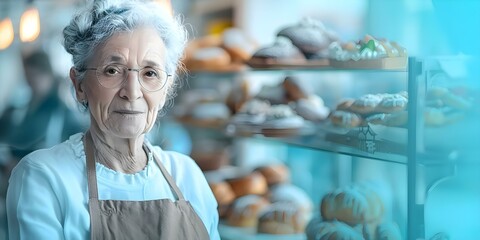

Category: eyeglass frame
[82, 64, 172, 92]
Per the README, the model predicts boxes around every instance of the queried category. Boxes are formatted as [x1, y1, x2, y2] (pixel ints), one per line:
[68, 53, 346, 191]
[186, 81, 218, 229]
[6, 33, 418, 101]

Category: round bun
[227, 195, 270, 227]
[320, 187, 369, 226]
[293, 96, 330, 122]
[222, 28, 257, 62]
[254, 164, 290, 186]
[356, 182, 385, 223]
[277, 17, 338, 56]
[209, 181, 236, 218]
[187, 47, 231, 71]
[305, 218, 365, 240]
[226, 171, 268, 198]
[250, 36, 306, 65]
[257, 202, 309, 234]
[330, 110, 362, 128]
[268, 184, 313, 218]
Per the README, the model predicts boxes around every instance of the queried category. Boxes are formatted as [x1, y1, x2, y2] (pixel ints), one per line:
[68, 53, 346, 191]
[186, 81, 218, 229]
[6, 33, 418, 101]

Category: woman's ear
[70, 67, 86, 101]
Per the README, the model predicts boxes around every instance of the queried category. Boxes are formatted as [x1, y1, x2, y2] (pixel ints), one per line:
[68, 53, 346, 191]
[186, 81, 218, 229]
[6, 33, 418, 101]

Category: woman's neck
[86, 126, 148, 174]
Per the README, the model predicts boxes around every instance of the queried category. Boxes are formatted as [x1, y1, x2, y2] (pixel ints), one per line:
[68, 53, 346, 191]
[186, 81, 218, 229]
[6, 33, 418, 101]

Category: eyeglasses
[84, 64, 171, 92]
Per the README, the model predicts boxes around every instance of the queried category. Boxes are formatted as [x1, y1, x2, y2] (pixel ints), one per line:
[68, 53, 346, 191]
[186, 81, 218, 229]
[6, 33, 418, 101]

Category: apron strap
[84, 131, 103, 239]
[144, 141, 185, 201]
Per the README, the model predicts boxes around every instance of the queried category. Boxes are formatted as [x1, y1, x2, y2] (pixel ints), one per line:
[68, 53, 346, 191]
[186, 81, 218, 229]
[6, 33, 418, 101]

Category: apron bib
[84, 133, 210, 240]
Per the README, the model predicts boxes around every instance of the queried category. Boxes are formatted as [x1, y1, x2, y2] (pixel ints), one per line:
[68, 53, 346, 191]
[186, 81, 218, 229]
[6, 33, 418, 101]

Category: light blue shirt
[7, 133, 220, 240]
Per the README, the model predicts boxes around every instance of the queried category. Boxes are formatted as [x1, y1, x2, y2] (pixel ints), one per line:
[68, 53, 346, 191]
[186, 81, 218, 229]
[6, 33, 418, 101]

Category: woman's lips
[114, 110, 144, 114]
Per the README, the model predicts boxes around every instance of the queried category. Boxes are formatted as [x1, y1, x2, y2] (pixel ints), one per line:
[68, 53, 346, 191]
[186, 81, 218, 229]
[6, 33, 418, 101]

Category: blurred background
[1, 0, 479, 239]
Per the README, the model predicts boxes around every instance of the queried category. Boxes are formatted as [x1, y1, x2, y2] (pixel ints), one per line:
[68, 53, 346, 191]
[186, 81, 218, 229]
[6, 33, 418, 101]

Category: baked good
[261, 104, 305, 137]
[229, 99, 271, 126]
[357, 185, 384, 223]
[187, 47, 231, 71]
[189, 102, 231, 121]
[268, 183, 313, 218]
[375, 94, 408, 113]
[225, 79, 252, 114]
[305, 218, 365, 240]
[365, 113, 389, 125]
[283, 76, 310, 101]
[292, 96, 330, 122]
[257, 202, 309, 234]
[208, 181, 236, 218]
[254, 164, 290, 186]
[329, 110, 363, 128]
[350, 94, 383, 114]
[249, 36, 307, 66]
[227, 194, 270, 227]
[329, 35, 407, 61]
[320, 187, 369, 226]
[222, 28, 257, 63]
[376, 222, 402, 240]
[256, 85, 287, 105]
[336, 99, 355, 111]
[277, 17, 338, 58]
[226, 171, 268, 197]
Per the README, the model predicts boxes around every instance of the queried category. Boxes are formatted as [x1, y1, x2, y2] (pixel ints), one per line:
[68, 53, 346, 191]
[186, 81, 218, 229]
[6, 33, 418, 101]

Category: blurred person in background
[6, 0, 219, 239]
[0, 50, 87, 162]
[0, 49, 87, 239]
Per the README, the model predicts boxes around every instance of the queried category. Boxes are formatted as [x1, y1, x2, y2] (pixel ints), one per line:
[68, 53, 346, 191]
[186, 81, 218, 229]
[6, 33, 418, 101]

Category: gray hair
[63, 0, 188, 105]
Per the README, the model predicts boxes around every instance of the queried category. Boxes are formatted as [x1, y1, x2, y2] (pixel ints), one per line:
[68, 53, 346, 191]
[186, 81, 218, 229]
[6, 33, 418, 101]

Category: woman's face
[76, 27, 169, 139]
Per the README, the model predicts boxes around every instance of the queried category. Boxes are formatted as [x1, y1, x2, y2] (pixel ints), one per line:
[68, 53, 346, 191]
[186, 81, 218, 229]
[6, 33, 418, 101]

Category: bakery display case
[171, 54, 480, 240]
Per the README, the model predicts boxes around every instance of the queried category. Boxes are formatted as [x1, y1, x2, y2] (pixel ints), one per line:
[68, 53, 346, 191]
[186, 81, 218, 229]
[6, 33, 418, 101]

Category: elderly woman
[6, 0, 219, 239]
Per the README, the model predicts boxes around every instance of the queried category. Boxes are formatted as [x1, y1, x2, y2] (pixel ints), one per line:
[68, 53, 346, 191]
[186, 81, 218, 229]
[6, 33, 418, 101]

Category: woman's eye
[104, 66, 121, 75]
[144, 69, 158, 78]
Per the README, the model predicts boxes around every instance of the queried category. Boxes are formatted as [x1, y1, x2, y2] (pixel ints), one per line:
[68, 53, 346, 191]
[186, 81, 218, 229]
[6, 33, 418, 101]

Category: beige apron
[84, 133, 210, 240]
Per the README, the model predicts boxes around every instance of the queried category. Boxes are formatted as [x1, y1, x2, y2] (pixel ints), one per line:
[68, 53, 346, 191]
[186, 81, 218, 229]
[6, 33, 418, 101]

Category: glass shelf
[188, 65, 408, 77]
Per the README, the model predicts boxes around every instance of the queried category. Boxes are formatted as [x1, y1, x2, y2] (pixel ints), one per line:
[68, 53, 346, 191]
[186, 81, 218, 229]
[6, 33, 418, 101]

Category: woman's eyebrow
[143, 60, 162, 67]
[103, 55, 125, 64]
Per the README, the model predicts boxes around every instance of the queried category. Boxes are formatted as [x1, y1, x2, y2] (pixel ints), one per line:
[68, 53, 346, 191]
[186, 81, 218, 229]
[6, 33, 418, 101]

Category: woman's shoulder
[13, 132, 85, 173]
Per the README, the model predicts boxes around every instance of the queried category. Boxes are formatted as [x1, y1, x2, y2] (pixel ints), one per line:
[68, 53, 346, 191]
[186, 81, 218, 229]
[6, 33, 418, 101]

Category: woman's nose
[118, 70, 143, 100]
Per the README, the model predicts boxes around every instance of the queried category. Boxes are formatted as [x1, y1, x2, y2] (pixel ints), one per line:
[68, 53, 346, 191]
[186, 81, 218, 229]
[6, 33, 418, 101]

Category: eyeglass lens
[96, 64, 168, 91]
